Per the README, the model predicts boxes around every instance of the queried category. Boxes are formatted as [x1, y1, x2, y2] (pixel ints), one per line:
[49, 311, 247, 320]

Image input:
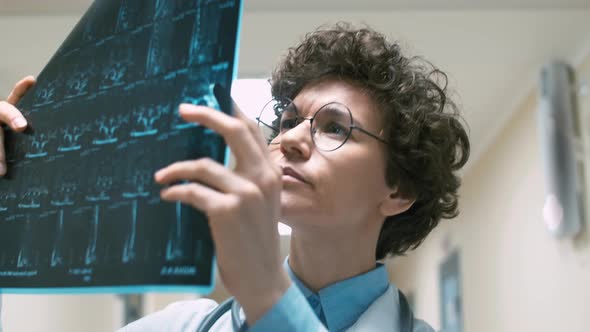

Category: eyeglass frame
[256, 98, 390, 152]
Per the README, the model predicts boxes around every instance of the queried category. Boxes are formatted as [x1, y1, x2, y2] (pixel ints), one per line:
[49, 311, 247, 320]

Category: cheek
[317, 158, 383, 218]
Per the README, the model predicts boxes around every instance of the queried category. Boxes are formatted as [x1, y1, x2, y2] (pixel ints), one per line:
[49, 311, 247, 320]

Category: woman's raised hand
[0, 76, 36, 176]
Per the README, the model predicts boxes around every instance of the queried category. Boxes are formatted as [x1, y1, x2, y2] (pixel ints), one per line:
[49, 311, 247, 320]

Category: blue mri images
[0, 0, 241, 291]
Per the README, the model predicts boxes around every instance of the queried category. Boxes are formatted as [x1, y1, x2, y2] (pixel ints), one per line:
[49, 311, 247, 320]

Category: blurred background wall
[390, 54, 590, 332]
[1, 1, 590, 331]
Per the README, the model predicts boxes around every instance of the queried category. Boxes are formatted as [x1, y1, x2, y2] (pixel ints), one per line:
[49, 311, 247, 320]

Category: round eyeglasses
[256, 98, 389, 152]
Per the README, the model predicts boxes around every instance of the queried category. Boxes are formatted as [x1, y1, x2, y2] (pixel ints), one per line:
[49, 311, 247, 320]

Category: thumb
[6, 76, 36, 105]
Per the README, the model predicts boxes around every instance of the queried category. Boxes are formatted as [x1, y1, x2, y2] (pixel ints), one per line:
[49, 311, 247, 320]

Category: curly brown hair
[270, 23, 470, 260]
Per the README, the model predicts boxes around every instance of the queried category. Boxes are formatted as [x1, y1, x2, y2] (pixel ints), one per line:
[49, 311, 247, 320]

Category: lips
[281, 166, 310, 185]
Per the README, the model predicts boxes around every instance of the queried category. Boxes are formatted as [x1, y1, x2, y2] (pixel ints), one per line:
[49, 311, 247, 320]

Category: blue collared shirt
[249, 257, 389, 332]
[117, 258, 433, 332]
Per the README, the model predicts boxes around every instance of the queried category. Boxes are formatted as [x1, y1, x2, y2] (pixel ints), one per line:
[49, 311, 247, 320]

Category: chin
[279, 193, 316, 221]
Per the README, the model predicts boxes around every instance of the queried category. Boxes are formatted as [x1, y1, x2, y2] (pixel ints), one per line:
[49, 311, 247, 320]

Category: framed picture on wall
[439, 250, 463, 332]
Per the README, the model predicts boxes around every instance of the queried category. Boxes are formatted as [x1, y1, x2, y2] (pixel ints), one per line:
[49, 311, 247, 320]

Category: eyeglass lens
[257, 100, 353, 151]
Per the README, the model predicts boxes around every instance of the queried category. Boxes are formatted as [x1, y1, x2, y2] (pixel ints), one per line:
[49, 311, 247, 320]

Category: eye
[323, 121, 348, 136]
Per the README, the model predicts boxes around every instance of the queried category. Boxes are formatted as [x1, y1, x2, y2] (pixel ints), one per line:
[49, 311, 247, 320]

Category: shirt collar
[283, 257, 389, 331]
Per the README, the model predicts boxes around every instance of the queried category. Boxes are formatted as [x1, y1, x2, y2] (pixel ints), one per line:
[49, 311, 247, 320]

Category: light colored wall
[1, 294, 123, 332]
[389, 54, 590, 331]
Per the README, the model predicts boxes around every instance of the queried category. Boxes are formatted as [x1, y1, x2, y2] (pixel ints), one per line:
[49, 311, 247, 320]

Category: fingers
[6, 76, 35, 105]
[0, 130, 5, 176]
[0, 76, 34, 132]
[179, 104, 265, 165]
[155, 158, 250, 193]
[230, 100, 269, 149]
[160, 182, 226, 214]
[0, 101, 28, 132]
[0, 76, 34, 177]
[212, 82, 267, 149]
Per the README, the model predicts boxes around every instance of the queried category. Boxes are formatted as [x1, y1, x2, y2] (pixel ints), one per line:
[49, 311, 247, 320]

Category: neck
[288, 222, 381, 292]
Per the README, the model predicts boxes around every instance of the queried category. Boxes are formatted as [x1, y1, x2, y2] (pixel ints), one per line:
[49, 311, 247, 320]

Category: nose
[278, 120, 313, 160]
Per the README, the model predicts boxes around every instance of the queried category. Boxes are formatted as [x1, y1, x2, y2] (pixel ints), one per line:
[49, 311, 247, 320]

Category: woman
[0, 24, 469, 331]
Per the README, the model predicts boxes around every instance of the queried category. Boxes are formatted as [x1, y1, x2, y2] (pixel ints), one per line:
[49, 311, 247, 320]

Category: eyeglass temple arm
[256, 117, 279, 131]
[352, 126, 390, 145]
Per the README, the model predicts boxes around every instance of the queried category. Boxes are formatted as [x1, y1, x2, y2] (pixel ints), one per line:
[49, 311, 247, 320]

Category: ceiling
[1, 0, 590, 13]
[0, 1, 589, 173]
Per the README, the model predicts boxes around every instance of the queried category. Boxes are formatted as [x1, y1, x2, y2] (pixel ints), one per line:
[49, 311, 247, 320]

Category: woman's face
[268, 78, 394, 232]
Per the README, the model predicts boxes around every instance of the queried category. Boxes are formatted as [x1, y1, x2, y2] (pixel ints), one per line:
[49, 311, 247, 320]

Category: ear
[378, 188, 415, 217]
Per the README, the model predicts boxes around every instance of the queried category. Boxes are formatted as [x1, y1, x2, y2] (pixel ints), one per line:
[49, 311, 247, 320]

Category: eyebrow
[324, 103, 367, 128]
[294, 101, 368, 128]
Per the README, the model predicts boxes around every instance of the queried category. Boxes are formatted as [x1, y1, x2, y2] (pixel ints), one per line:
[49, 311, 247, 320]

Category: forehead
[292, 79, 382, 129]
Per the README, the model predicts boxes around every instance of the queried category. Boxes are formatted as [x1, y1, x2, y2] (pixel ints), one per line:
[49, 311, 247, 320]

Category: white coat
[119, 285, 434, 332]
